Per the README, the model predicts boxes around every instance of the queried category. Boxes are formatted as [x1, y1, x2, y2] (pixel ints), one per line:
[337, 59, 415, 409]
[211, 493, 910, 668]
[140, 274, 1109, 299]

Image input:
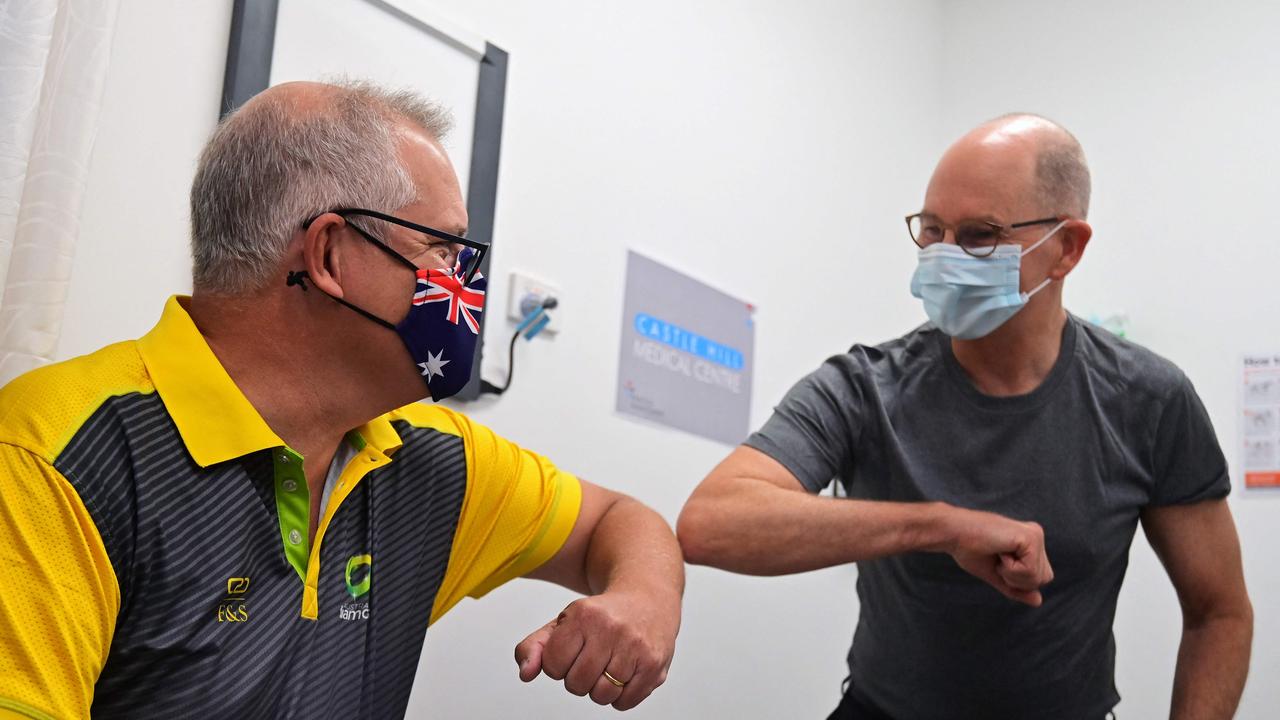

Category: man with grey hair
[679, 114, 1253, 718]
[0, 80, 682, 718]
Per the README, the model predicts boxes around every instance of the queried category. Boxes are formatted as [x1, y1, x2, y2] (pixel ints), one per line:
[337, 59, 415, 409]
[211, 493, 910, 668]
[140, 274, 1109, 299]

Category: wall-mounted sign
[616, 251, 754, 445]
[1242, 353, 1280, 488]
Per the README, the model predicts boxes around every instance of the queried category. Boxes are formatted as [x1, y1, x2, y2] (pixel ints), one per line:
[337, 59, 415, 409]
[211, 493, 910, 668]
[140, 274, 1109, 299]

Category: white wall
[56, 0, 1277, 718]
[936, 2, 1280, 717]
[412, 1, 943, 717]
[55, 0, 231, 360]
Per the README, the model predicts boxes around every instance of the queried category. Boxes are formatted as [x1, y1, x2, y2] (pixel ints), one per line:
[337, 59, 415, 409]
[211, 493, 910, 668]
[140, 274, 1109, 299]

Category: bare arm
[1142, 499, 1253, 720]
[678, 446, 1055, 605]
[515, 480, 683, 711]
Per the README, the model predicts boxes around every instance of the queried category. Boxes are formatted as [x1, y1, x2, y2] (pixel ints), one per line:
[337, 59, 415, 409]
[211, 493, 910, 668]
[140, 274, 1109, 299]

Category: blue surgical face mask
[909, 220, 1067, 340]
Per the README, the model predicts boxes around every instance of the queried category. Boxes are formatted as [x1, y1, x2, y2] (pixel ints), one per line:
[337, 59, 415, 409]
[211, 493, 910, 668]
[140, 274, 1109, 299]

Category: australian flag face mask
[394, 253, 487, 399]
[290, 208, 489, 402]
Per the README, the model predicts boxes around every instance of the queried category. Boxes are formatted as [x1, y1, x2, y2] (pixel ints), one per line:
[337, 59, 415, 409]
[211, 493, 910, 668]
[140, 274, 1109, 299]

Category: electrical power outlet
[506, 271, 561, 334]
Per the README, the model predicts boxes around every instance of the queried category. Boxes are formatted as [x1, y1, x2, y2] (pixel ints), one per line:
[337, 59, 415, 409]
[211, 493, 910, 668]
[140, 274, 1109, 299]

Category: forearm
[1170, 610, 1253, 720]
[583, 496, 685, 606]
[678, 479, 954, 575]
[514, 492, 682, 708]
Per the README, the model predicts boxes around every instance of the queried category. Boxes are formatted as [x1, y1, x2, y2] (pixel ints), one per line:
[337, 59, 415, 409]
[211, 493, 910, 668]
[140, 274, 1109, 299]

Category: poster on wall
[616, 251, 755, 445]
[1241, 353, 1280, 488]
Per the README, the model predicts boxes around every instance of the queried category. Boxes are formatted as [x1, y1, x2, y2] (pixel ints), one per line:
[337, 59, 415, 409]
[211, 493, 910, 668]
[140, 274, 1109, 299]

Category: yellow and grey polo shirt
[0, 296, 582, 719]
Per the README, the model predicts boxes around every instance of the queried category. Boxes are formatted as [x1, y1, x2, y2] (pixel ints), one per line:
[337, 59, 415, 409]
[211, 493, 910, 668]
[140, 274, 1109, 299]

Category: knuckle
[620, 627, 646, 652]
[562, 599, 586, 620]
[576, 601, 613, 628]
[600, 613, 624, 635]
[632, 687, 656, 707]
[643, 641, 665, 665]
[566, 680, 590, 697]
[629, 650, 652, 673]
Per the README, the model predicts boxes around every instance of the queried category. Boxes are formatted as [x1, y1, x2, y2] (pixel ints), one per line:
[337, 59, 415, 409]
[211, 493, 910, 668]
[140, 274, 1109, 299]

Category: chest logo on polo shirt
[339, 554, 372, 621]
[218, 576, 251, 623]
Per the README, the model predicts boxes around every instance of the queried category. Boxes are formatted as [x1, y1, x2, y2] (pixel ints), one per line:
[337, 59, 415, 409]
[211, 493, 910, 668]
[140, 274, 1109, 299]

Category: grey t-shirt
[745, 316, 1229, 720]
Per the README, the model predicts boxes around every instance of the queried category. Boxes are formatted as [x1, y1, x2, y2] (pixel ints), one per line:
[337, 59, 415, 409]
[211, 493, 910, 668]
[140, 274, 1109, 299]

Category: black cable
[479, 327, 521, 396]
[480, 296, 558, 396]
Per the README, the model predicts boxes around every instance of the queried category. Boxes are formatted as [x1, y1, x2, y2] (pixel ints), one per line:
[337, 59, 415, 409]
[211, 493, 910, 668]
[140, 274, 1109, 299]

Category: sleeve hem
[742, 436, 829, 494]
[0, 697, 59, 720]
[1148, 472, 1232, 507]
[468, 473, 584, 599]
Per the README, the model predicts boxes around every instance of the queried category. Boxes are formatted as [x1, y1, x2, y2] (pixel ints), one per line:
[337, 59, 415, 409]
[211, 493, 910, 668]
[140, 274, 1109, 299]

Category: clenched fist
[514, 589, 679, 710]
[941, 505, 1055, 606]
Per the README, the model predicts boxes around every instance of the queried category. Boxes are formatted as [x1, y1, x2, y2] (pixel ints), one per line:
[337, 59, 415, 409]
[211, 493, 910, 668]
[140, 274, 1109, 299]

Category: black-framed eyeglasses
[905, 212, 1061, 258]
[305, 207, 489, 283]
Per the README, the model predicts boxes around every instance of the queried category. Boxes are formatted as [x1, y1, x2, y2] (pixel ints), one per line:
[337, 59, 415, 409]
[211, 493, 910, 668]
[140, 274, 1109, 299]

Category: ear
[1048, 219, 1092, 281]
[302, 213, 348, 298]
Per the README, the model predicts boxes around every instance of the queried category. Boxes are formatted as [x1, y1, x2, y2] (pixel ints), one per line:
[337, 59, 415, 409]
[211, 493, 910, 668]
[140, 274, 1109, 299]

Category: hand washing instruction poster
[1242, 354, 1280, 488]
[616, 251, 754, 445]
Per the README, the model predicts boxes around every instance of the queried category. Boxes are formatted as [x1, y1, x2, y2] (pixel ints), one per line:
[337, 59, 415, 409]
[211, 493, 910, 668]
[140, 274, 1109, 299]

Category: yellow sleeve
[427, 411, 582, 623]
[0, 444, 118, 720]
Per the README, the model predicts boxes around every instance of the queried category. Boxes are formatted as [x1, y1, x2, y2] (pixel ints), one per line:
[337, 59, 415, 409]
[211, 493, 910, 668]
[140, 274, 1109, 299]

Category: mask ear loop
[1020, 220, 1070, 300]
[1021, 276, 1055, 301]
[284, 269, 399, 331]
[1022, 219, 1069, 256]
[289, 214, 415, 331]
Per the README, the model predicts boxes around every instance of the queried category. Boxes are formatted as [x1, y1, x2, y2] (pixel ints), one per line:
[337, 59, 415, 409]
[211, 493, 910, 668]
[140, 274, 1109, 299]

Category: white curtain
[0, 0, 119, 384]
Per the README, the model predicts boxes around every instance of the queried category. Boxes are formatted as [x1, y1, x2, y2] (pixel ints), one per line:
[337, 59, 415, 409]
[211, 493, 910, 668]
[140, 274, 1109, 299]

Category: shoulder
[385, 402, 516, 464]
[1072, 316, 1191, 401]
[0, 341, 153, 462]
[809, 323, 941, 387]
[386, 401, 469, 438]
[851, 323, 941, 366]
[0, 345, 149, 607]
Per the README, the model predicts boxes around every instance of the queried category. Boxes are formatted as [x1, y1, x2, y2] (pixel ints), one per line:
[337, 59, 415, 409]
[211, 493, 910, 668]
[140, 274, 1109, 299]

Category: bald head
[919, 114, 1095, 325]
[943, 113, 1091, 220]
[244, 80, 338, 113]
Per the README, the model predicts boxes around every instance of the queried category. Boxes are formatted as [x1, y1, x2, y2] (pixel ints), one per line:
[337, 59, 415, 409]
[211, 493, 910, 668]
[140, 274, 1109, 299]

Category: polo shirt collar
[137, 296, 403, 467]
[356, 412, 404, 457]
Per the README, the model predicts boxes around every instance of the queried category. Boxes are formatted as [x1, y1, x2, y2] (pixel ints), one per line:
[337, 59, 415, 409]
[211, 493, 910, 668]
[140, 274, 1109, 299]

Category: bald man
[0, 81, 682, 718]
[679, 115, 1252, 719]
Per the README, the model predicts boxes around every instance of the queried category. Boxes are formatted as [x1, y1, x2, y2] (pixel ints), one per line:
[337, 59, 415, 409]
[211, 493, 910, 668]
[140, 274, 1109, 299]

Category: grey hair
[1035, 132, 1091, 219]
[991, 112, 1092, 219]
[190, 79, 453, 295]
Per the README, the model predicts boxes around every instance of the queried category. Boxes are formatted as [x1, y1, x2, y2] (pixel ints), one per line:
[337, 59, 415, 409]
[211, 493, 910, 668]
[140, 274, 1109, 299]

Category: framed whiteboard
[219, 0, 507, 400]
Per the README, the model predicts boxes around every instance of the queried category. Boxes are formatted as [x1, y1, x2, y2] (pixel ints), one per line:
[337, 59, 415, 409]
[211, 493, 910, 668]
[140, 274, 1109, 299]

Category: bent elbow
[676, 502, 718, 567]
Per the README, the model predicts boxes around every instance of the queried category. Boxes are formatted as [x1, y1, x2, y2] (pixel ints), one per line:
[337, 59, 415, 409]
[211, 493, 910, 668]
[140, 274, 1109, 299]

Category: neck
[950, 302, 1068, 397]
[187, 292, 417, 459]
